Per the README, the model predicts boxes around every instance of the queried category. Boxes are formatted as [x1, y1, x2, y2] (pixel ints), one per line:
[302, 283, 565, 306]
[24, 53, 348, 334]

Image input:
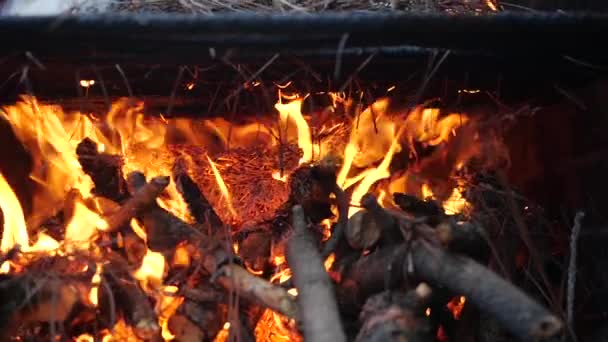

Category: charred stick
[356, 284, 433, 342]
[287, 205, 346, 342]
[99, 252, 159, 340]
[104, 175, 170, 233]
[76, 137, 128, 201]
[321, 184, 350, 258]
[170, 299, 223, 341]
[172, 158, 223, 233]
[214, 264, 299, 321]
[341, 241, 563, 341]
[126, 172, 197, 254]
[393, 192, 444, 224]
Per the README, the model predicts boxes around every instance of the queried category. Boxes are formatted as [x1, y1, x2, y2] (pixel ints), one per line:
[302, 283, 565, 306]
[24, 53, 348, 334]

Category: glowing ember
[79, 79, 96, 88]
[447, 296, 467, 319]
[134, 249, 166, 292]
[207, 155, 238, 219]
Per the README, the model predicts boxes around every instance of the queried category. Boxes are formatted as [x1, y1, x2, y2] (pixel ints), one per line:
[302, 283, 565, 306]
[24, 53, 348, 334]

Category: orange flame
[0, 173, 29, 254]
[207, 156, 238, 219]
[275, 98, 316, 164]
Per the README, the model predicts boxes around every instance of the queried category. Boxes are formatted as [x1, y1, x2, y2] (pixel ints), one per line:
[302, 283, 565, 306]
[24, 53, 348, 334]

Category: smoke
[2, 0, 110, 15]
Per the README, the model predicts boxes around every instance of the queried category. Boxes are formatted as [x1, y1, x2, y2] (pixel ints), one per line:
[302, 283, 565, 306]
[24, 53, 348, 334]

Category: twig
[567, 211, 584, 339]
[287, 205, 346, 342]
[115, 64, 133, 97]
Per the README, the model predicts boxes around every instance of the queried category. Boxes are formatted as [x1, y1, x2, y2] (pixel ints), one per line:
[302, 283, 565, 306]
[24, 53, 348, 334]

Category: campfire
[0, 86, 563, 341]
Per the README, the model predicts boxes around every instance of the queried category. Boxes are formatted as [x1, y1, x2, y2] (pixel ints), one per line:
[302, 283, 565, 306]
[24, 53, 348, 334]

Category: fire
[65, 201, 107, 250]
[0, 87, 481, 341]
[0, 173, 29, 254]
[275, 97, 316, 164]
[447, 296, 467, 319]
[134, 249, 166, 292]
[207, 155, 238, 219]
[157, 285, 184, 340]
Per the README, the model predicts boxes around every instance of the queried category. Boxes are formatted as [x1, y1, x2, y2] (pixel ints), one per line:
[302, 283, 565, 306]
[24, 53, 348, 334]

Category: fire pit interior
[1, 7, 608, 342]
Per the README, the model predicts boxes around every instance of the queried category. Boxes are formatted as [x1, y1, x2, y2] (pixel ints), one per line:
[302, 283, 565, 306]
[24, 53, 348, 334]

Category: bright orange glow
[421, 183, 435, 199]
[134, 249, 166, 292]
[349, 137, 401, 217]
[324, 253, 335, 271]
[275, 98, 316, 164]
[426, 307, 431, 316]
[88, 263, 103, 306]
[186, 82, 195, 90]
[79, 80, 96, 88]
[207, 156, 238, 219]
[486, 0, 498, 11]
[65, 201, 107, 251]
[272, 170, 289, 182]
[173, 244, 190, 267]
[157, 285, 183, 341]
[75, 333, 94, 342]
[443, 186, 469, 215]
[447, 296, 467, 319]
[0, 173, 29, 254]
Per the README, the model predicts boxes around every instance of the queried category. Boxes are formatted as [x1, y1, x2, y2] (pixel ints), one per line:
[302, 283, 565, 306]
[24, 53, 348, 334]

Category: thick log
[341, 241, 563, 341]
[76, 137, 128, 202]
[287, 205, 346, 342]
[172, 158, 223, 233]
[356, 284, 433, 342]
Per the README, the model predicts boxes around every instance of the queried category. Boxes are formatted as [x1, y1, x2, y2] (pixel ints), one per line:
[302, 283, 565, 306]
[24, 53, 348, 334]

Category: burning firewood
[99, 252, 160, 340]
[172, 157, 223, 233]
[355, 284, 433, 342]
[287, 205, 346, 342]
[76, 137, 128, 202]
[128, 170, 300, 324]
[341, 238, 563, 341]
[103, 175, 170, 233]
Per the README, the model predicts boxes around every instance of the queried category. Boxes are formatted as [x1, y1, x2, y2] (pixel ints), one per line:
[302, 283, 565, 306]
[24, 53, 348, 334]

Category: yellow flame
[75, 334, 95, 342]
[157, 285, 183, 341]
[29, 232, 60, 253]
[0, 173, 29, 253]
[89, 263, 103, 306]
[134, 249, 166, 292]
[275, 98, 316, 164]
[272, 170, 289, 183]
[349, 137, 401, 217]
[486, 0, 498, 11]
[442, 186, 469, 215]
[79, 80, 96, 88]
[65, 202, 107, 250]
[206, 156, 237, 219]
[324, 253, 335, 271]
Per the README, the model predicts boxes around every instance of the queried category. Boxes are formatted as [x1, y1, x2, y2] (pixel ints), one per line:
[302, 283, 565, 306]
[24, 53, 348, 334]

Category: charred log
[356, 284, 433, 342]
[287, 205, 346, 342]
[340, 240, 563, 341]
[76, 137, 128, 201]
[172, 158, 223, 233]
[393, 192, 444, 224]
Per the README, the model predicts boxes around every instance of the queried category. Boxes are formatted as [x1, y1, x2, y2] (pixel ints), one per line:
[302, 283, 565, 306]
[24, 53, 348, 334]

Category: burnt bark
[356, 284, 433, 342]
[76, 137, 128, 201]
[287, 205, 346, 342]
[172, 158, 223, 233]
[341, 241, 563, 341]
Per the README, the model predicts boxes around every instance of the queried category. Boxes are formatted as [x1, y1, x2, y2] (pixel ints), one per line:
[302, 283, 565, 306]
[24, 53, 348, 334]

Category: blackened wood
[361, 193, 402, 246]
[321, 184, 350, 258]
[356, 285, 433, 342]
[99, 252, 159, 339]
[287, 205, 346, 342]
[172, 158, 223, 233]
[126, 171, 196, 254]
[76, 138, 128, 202]
[393, 192, 444, 224]
[341, 241, 563, 341]
[346, 210, 382, 250]
[435, 220, 489, 261]
[104, 175, 170, 232]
